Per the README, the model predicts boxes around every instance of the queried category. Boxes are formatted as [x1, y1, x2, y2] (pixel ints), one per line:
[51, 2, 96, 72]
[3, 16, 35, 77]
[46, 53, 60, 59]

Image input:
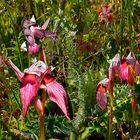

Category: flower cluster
[98, 3, 113, 23]
[96, 52, 140, 110]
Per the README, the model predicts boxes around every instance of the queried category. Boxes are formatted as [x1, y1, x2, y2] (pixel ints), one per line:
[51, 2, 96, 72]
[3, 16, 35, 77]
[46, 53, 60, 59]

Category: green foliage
[0, 0, 140, 139]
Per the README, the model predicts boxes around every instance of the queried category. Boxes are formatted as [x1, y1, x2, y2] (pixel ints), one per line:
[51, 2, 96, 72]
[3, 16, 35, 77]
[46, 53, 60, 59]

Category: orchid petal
[30, 15, 36, 23]
[23, 19, 36, 29]
[109, 54, 121, 82]
[30, 26, 46, 38]
[118, 61, 128, 81]
[45, 76, 70, 120]
[110, 53, 121, 71]
[27, 36, 35, 45]
[8, 59, 24, 81]
[41, 17, 50, 30]
[126, 52, 136, 65]
[20, 74, 39, 119]
[24, 61, 47, 76]
[96, 78, 109, 110]
[96, 84, 107, 110]
[40, 48, 47, 65]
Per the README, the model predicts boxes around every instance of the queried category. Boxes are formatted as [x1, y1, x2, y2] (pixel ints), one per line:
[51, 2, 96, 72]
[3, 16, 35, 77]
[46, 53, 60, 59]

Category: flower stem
[108, 85, 114, 140]
[131, 88, 136, 120]
[40, 90, 46, 140]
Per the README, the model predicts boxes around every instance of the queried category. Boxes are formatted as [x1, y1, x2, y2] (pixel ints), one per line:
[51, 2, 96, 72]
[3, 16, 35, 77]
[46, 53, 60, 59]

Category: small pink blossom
[98, 3, 113, 23]
[96, 78, 109, 110]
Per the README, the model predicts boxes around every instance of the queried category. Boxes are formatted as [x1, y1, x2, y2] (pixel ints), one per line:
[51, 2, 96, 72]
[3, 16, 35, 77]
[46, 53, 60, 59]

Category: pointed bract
[110, 53, 121, 71]
[33, 96, 43, 116]
[8, 59, 24, 81]
[126, 51, 136, 65]
[44, 75, 70, 120]
[41, 17, 50, 30]
[20, 74, 39, 119]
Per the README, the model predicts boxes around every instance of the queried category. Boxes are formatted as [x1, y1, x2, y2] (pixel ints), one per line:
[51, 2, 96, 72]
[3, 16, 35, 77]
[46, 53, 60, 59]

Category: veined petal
[118, 61, 128, 81]
[20, 74, 39, 119]
[109, 54, 120, 82]
[8, 59, 24, 81]
[41, 17, 50, 30]
[96, 84, 107, 110]
[45, 78, 70, 120]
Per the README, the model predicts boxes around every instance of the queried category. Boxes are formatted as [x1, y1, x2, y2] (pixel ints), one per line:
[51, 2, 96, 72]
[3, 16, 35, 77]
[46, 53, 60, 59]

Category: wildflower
[8, 60, 46, 118]
[96, 78, 110, 110]
[8, 50, 70, 120]
[98, 3, 113, 23]
[118, 52, 136, 86]
[23, 15, 57, 54]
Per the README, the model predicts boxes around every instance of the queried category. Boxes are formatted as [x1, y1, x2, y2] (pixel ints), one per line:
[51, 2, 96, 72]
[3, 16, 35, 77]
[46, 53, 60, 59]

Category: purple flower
[23, 15, 57, 54]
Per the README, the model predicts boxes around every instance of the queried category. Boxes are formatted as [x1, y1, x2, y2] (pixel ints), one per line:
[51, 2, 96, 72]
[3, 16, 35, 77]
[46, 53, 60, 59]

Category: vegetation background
[0, 0, 140, 139]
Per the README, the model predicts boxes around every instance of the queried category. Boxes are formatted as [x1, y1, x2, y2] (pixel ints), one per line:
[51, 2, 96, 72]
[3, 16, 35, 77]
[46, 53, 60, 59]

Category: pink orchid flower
[8, 56, 71, 120]
[118, 52, 136, 86]
[8, 60, 47, 119]
[96, 78, 110, 110]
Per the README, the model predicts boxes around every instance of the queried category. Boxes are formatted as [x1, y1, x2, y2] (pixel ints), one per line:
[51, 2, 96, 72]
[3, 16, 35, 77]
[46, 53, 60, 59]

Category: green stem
[120, 0, 124, 56]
